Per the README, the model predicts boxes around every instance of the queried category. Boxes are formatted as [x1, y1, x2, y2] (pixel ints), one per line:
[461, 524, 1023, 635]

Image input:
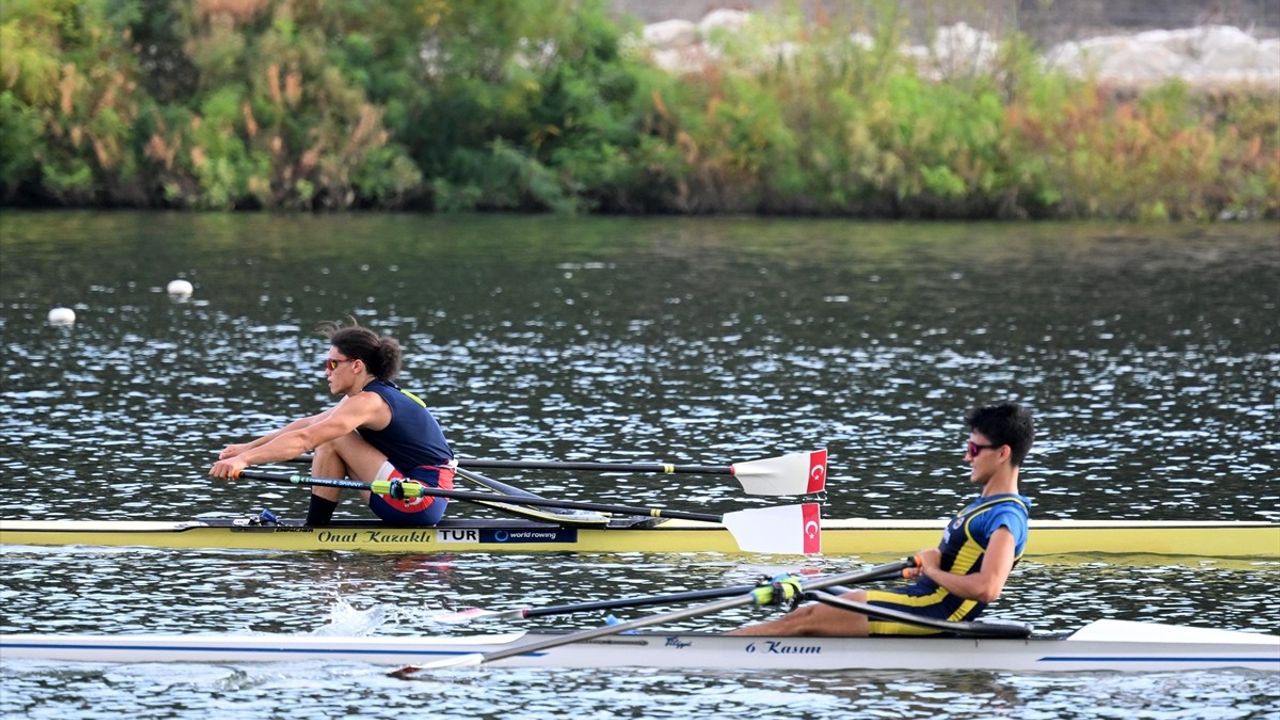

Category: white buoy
[48, 307, 76, 326]
[167, 279, 194, 297]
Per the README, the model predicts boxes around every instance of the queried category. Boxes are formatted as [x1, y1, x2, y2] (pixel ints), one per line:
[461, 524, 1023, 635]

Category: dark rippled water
[1, 212, 1278, 718]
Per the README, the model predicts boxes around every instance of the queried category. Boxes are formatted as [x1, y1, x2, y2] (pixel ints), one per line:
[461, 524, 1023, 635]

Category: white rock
[849, 32, 876, 51]
[650, 45, 720, 75]
[698, 9, 751, 35]
[167, 279, 194, 297]
[1098, 41, 1187, 82]
[1197, 36, 1267, 72]
[48, 307, 76, 326]
[643, 19, 698, 50]
[1132, 28, 1197, 56]
[931, 22, 1000, 73]
[771, 40, 801, 65]
[1044, 36, 1133, 73]
[1189, 25, 1256, 58]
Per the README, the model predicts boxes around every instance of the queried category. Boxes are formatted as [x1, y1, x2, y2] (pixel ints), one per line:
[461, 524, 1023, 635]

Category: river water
[1, 212, 1277, 718]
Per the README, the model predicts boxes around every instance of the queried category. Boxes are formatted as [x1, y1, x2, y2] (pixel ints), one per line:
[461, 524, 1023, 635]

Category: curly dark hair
[965, 402, 1034, 467]
[318, 319, 402, 381]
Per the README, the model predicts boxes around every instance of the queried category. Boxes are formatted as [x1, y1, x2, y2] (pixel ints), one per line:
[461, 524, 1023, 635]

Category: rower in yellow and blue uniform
[864, 493, 1029, 634]
[732, 401, 1034, 638]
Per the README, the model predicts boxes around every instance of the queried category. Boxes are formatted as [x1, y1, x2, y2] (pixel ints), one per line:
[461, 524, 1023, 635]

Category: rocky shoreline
[635, 10, 1280, 91]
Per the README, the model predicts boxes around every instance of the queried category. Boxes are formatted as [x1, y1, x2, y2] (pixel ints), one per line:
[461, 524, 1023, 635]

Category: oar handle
[238, 471, 427, 499]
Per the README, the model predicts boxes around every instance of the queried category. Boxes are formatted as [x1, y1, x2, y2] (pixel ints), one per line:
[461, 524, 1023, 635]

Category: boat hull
[2, 621, 1276, 672]
[1, 517, 1276, 558]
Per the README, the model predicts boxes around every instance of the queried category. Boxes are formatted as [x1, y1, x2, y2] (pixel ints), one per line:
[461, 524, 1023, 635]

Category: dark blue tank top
[356, 379, 454, 483]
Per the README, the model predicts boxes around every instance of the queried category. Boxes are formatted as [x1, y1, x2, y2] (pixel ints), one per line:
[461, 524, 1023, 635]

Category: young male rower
[209, 321, 455, 527]
[732, 401, 1033, 637]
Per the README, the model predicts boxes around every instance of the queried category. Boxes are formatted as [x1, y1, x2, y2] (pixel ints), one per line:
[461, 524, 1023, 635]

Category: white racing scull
[1, 620, 1276, 672]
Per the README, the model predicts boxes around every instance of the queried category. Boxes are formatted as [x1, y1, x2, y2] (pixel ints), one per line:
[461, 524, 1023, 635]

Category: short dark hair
[965, 402, 1034, 467]
[318, 319, 402, 381]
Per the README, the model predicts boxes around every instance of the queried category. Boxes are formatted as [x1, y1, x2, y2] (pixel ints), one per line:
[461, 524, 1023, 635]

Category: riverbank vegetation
[1, 0, 1276, 218]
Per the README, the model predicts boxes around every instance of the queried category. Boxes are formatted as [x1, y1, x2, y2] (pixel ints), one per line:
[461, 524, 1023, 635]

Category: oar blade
[390, 653, 485, 677]
[730, 450, 827, 496]
[423, 607, 522, 625]
[721, 502, 822, 555]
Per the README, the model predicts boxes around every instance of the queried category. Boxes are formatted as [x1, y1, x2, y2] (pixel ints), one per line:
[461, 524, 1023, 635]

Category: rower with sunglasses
[209, 320, 455, 527]
[732, 401, 1033, 637]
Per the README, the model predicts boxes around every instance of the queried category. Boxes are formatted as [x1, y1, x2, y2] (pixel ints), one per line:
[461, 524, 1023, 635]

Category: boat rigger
[1, 516, 1275, 558]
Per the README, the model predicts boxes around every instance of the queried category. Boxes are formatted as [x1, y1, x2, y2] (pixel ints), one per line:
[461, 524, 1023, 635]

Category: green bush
[0, 0, 1274, 217]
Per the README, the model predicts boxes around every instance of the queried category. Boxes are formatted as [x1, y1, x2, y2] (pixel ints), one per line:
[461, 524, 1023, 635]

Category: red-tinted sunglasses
[966, 441, 1002, 456]
[325, 358, 356, 372]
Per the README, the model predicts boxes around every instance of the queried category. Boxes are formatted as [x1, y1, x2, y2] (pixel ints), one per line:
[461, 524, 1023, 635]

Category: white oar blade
[721, 502, 822, 555]
[730, 449, 827, 495]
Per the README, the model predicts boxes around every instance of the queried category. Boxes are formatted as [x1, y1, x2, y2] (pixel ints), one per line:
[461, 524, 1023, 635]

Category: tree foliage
[0, 0, 1275, 218]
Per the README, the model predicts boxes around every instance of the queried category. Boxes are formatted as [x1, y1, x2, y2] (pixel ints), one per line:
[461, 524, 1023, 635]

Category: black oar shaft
[241, 471, 725, 524]
[293, 455, 732, 475]
[240, 471, 371, 493]
[453, 468, 546, 500]
[462, 459, 731, 475]
[523, 584, 761, 619]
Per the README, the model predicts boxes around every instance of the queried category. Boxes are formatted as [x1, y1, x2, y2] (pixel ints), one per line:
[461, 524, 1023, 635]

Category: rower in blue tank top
[357, 378, 455, 525]
[210, 319, 455, 527]
[732, 401, 1034, 637]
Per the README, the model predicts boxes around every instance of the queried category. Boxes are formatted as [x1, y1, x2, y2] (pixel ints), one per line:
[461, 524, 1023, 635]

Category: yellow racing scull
[1, 516, 1275, 558]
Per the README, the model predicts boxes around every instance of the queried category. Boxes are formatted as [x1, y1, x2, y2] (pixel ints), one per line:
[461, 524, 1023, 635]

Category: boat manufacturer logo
[664, 636, 692, 649]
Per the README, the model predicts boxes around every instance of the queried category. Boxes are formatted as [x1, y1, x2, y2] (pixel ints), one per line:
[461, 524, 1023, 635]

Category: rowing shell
[1, 620, 1275, 672]
[1, 517, 1276, 558]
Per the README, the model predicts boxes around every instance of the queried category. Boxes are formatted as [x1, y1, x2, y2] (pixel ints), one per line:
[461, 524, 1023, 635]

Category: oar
[453, 468, 609, 525]
[284, 455, 555, 501]
[289, 449, 828, 496]
[239, 471, 423, 498]
[426, 582, 775, 625]
[458, 449, 828, 496]
[241, 465, 608, 525]
[391, 557, 917, 675]
[238, 471, 823, 554]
